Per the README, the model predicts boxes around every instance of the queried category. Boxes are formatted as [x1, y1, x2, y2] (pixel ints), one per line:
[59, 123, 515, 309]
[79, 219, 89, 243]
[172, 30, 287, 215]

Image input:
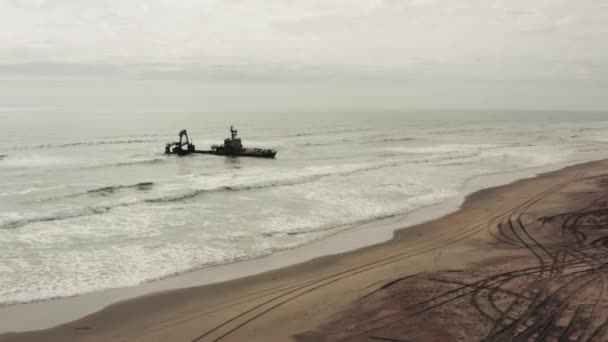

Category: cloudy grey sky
[1, 0, 607, 110]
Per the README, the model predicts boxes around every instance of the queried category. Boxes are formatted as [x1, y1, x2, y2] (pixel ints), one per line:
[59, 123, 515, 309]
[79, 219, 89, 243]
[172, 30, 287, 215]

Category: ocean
[1, 108, 608, 305]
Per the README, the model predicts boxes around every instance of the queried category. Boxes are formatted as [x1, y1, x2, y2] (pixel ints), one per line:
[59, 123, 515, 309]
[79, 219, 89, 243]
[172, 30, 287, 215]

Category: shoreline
[1, 156, 607, 336]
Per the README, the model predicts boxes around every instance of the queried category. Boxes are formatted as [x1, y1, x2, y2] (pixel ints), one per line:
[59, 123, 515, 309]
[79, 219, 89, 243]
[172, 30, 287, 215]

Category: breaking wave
[0, 185, 71, 198]
[1, 206, 116, 230]
[367, 137, 416, 143]
[325, 128, 372, 134]
[293, 136, 414, 148]
[252, 128, 372, 139]
[3, 148, 486, 229]
[145, 165, 405, 204]
[37, 182, 156, 202]
[87, 182, 155, 196]
[296, 143, 326, 147]
[429, 128, 494, 135]
[100, 133, 167, 139]
[295, 139, 353, 147]
[1, 183, 154, 228]
[11, 139, 160, 150]
[81, 158, 167, 170]
[1, 182, 155, 228]
[112, 159, 166, 167]
[143, 176, 331, 204]
[146, 152, 480, 204]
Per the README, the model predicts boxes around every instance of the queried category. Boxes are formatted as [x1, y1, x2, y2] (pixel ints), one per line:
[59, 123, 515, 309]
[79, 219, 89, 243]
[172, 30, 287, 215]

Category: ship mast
[230, 125, 238, 140]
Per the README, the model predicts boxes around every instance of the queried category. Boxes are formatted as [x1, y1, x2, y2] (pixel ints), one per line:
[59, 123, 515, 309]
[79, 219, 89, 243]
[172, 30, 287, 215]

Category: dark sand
[5, 160, 608, 341]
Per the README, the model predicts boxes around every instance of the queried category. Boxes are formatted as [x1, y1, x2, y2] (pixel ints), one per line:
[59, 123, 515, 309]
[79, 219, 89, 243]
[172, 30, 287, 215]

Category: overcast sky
[1, 0, 607, 110]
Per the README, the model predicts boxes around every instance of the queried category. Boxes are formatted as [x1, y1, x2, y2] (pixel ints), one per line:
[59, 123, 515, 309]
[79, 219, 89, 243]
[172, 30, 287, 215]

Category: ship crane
[179, 130, 191, 148]
[165, 129, 195, 155]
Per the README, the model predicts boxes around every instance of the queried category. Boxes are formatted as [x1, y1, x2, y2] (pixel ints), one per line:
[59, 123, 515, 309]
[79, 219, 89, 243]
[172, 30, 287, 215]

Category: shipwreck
[165, 126, 277, 158]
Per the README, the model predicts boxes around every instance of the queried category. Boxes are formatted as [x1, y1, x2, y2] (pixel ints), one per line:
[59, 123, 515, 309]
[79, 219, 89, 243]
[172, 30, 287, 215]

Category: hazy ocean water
[1, 108, 608, 305]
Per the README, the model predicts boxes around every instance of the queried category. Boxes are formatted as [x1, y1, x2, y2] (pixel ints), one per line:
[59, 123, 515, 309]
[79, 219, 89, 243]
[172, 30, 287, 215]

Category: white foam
[0, 169, 460, 305]
[3, 119, 608, 309]
[0, 155, 72, 168]
[391, 143, 500, 154]
[0, 185, 72, 197]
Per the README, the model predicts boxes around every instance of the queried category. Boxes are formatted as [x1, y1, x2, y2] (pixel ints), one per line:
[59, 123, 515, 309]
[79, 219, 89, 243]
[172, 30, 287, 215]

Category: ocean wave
[37, 182, 156, 202]
[112, 159, 166, 167]
[1, 182, 156, 228]
[366, 137, 416, 143]
[0, 206, 115, 230]
[2, 185, 158, 228]
[296, 142, 326, 147]
[577, 127, 602, 132]
[283, 220, 369, 236]
[428, 128, 493, 135]
[143, 176, 330, 203]
[0, 155, 6, 161]
[294, 139, 353, 148]
[261, 222, 356, 238]
[391, 143, 502, 155]
[0, 185, 71, 197]
[11, 139, 160, 150]
[87, 182, 155, 196]
[325, 128, 371, 134]
[5, 153, 482, 228]
[80, 158, 167, 171]
[100, 133, 167, 139]
[145, 154, 474, 204]
[251, 128, 372, 139]
[264, 190, 455, 239]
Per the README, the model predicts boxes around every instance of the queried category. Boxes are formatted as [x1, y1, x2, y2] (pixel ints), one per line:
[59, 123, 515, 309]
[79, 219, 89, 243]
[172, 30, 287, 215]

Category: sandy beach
[2, 0, 607, 340]
[4, 159, 608, 341]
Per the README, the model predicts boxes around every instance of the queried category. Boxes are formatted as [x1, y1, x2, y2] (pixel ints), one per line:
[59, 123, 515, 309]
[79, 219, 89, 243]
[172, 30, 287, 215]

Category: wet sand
[4, 160, 608, 341]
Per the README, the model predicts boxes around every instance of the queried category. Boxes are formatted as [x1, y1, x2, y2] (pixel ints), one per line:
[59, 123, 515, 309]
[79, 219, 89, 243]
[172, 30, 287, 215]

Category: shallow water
[1, 108, 607, 304]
